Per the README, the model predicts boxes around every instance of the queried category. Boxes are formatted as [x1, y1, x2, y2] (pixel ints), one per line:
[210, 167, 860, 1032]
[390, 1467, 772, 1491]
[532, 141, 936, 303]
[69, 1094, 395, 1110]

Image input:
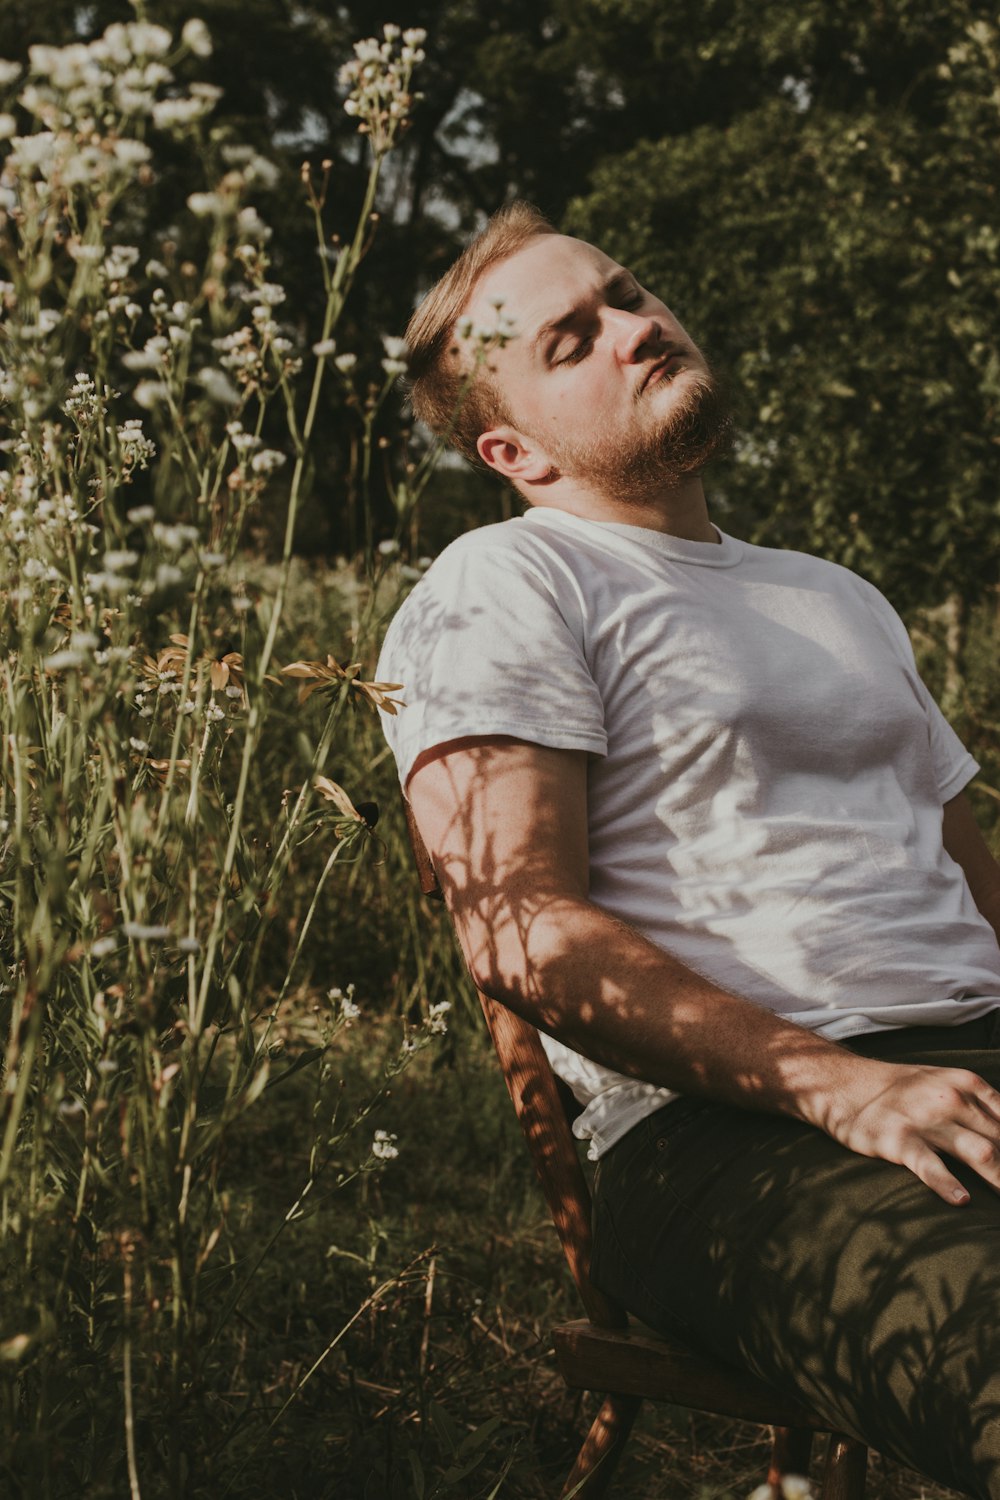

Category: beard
[543, 360, 732, 505]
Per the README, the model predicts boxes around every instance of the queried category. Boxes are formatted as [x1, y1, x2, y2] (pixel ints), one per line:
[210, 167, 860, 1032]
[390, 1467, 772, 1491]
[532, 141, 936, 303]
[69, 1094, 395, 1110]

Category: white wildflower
[243, 153, 278, 189]
[134, 380, 169, 409]
[382, 357, 406, 377]
[90, 935, 117, 958]
[196, 367, 240, 405]
[103, 244, 140, 280]
[129, 737, 150, 753]
[181, 18, 213, 57]
[371, 1129, 399, 1162]
[117, 419, 156, 469]
[312, 338, 336, 358]
[123, 921, 172, 941]
[69, 243, 104, 265]
[186, 190, 224, 216]
[402, 28, 427, 46]
[153, 95, 206, 128]
[0, 114, 16, 140]
[103, 549, 139, 571]
[111, 138, 151, 166]
[377, 538, 400, 558]
[329, 983, 361, 1023]
[0, 59, 21, 86]
[145, 258, 169, 280]
[780, 1480, 814, 1500]
[153, 520, 199, 550]
[43, 649, 87, 671]
[382, 334, 407, 360]
[235, 205, 271, 241]
[250, 448, 286, 474]
[126, 504, 155, 523]
[334, 352, 357, 374]
[426, 1001, 451, 1035]
[128, 22, 172, 58]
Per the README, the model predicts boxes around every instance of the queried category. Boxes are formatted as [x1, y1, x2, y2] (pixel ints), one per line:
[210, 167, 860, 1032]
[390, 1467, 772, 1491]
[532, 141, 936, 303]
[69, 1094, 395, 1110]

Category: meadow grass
[1, 16, 997, 1498]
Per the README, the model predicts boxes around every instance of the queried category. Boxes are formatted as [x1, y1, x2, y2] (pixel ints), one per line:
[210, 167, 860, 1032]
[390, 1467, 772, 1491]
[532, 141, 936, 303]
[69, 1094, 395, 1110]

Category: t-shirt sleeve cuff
[937, 752, 981, 804]
[387, 709, 608, 788]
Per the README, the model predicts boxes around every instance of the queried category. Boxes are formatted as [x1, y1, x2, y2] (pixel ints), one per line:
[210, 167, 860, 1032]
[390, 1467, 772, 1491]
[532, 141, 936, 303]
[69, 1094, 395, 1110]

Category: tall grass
[0, 17, 466, 1497]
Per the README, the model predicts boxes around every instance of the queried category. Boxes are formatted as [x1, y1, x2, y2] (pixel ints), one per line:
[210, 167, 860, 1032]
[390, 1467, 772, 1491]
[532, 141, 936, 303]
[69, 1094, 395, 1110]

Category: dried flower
[280, 655, 404, 714]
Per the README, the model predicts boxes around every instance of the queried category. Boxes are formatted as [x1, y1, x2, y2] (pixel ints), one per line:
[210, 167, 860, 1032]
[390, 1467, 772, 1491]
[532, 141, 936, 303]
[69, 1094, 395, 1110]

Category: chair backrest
[404, 800, 628, 1331]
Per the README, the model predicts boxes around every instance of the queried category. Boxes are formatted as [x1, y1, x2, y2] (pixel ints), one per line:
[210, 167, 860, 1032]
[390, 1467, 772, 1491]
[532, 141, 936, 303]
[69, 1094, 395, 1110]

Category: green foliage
[567, 3, 999, 619]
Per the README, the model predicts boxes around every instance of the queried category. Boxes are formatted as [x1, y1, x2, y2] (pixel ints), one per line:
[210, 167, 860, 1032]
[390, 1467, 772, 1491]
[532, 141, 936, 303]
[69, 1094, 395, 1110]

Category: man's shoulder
[743, 536, 887, 599]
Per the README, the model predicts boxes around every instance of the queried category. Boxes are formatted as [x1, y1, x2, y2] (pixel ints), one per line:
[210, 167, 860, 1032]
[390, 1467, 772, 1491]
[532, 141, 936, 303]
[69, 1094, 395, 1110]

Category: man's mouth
[641, 350, 686, 393]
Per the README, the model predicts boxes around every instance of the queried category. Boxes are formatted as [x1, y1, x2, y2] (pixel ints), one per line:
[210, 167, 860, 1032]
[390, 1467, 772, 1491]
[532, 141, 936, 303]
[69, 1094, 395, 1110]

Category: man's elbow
[451, 896, 587, 1025]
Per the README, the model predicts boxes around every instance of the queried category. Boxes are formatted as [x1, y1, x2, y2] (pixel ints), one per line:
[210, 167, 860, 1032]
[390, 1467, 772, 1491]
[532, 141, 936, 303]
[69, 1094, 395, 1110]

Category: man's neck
[525, 475, 718, 543]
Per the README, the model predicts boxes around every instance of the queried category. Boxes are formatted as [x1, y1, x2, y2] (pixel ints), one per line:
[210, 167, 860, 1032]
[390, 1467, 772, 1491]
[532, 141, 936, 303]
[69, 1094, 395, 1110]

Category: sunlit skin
[464, 234, 721, 540]
[409, 232, 1000, 1208]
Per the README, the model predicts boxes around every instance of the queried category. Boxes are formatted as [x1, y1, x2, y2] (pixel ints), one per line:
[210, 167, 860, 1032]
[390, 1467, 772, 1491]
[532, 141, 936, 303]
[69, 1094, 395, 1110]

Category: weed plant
[0, 16, 469, 1498]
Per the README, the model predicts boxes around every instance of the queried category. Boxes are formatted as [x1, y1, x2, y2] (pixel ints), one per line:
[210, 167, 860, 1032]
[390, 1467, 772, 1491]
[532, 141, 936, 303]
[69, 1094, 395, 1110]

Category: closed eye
[553, 283, 646, 366]
[558, 338, 593, 366]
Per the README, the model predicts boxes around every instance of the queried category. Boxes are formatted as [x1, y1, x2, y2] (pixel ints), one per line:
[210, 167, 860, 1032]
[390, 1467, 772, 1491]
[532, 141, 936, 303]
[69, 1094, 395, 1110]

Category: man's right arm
[408, 735, 1000, 1207]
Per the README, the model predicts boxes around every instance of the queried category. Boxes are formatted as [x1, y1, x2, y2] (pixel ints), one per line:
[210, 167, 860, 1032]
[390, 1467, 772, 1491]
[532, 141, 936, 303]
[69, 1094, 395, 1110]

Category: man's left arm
[943, 790, 1000, 945]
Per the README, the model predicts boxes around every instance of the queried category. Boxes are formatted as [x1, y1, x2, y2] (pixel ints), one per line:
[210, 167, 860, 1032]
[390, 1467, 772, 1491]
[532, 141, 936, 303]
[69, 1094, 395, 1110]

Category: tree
[565, 2, 999, 632]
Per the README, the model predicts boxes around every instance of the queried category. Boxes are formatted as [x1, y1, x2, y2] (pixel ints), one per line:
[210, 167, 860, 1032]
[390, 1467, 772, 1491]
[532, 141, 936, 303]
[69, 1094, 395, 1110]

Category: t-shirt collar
[521, 505, 744, 568]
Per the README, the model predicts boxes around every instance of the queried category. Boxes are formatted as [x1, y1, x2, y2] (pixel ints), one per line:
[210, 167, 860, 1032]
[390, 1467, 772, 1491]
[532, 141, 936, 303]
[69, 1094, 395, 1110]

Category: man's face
[463, 233, 729, 499]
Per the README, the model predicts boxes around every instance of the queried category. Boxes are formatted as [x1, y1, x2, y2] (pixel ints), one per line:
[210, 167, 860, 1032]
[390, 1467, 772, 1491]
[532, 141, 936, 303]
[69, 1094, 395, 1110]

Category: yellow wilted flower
[141, 634, 248, 706]
[280, 655, 404, 714]
[313, 775, 363, 820]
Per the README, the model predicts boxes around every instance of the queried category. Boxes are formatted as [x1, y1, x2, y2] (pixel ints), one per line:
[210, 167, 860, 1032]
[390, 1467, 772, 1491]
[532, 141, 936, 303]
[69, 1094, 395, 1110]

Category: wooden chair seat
[405, 801, 869, 1498]
[553, 1318, 822, 1429]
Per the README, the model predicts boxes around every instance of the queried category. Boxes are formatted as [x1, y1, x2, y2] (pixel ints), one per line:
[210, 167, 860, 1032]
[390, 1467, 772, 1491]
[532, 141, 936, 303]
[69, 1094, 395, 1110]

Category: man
[377, 202, 1000, 1496]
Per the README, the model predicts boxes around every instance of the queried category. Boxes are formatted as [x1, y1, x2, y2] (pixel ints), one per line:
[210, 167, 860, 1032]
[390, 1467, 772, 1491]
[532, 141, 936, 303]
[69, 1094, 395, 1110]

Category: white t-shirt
[377, 508, 1000, 1157]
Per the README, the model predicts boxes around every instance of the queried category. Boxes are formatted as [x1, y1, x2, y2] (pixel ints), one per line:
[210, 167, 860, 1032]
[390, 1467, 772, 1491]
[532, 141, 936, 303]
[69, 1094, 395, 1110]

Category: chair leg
[820, 1433, 867, 1500]
[768, 1426, 814, 1490]
[559, 1393, 641, 1499]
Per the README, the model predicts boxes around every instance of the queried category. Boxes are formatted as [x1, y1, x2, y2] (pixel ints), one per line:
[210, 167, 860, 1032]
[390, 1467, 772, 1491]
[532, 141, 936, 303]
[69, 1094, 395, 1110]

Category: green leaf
[263, 1044, 327, 1091]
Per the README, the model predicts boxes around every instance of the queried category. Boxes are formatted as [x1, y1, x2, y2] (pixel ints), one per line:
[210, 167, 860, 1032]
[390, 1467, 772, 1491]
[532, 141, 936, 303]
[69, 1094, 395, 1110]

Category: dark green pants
[590, 1014, 1000, 1499]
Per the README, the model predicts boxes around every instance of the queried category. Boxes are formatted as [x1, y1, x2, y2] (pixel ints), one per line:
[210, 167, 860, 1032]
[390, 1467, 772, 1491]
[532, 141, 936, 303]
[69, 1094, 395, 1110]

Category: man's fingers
[944, 1127, 1000, 1193]
[965, 1074, 1000, 1128]
[903, 1144, 970, 1206]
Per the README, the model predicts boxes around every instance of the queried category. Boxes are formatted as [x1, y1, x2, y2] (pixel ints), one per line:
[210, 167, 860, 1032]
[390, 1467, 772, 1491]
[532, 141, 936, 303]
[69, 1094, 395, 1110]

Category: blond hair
[405, 201, 557, 464]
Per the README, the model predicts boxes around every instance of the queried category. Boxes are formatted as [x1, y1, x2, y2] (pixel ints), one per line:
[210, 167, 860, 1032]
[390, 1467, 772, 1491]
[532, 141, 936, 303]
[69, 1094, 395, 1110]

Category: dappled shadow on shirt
[406, 742, 1000, 1497]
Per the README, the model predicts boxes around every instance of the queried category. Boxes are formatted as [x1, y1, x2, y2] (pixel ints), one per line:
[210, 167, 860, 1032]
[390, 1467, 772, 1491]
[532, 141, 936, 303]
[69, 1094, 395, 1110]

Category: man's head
[406, 201, 730, 510]
[405, 201, 557, 465]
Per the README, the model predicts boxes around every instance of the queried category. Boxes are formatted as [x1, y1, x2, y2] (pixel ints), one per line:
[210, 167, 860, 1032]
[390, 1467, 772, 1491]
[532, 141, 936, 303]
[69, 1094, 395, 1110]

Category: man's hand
[811, 1054, 1000, 1206]
[407, 736, 1000, 1207]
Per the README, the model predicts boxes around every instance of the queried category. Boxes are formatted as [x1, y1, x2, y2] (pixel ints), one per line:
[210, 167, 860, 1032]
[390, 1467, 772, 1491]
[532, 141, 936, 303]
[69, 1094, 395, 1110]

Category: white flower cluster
[338, 23, 427, 153]
[63, 371, 103, 425]
[749, 1477, 814, 1500]
[1, 21, 218, 210]
[381, 333, 408, 377]
[116, 418, 156, 476]
[328, 983, 361, 1024]
[425, 1000, 451, 1035]
[371, 1129, 399, 1162]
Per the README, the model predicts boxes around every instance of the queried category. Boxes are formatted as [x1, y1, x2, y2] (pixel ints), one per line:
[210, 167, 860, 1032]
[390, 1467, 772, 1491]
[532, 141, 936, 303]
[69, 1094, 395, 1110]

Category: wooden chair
[405, 802, 869, 1499]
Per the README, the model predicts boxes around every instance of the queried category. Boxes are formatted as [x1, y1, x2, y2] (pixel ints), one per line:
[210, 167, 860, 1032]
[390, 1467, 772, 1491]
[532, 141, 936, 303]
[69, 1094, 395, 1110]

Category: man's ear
[477, 425, 554, 484]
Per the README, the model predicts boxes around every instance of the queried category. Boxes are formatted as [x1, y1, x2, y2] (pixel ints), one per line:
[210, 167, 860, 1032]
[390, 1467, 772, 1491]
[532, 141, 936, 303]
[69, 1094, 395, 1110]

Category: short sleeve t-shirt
[377, 508, 1000, 1157]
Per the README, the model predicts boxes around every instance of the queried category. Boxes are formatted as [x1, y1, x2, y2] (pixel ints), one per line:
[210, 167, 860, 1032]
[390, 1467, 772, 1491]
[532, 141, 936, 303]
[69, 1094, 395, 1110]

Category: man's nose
[611, 309, 663, 363]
